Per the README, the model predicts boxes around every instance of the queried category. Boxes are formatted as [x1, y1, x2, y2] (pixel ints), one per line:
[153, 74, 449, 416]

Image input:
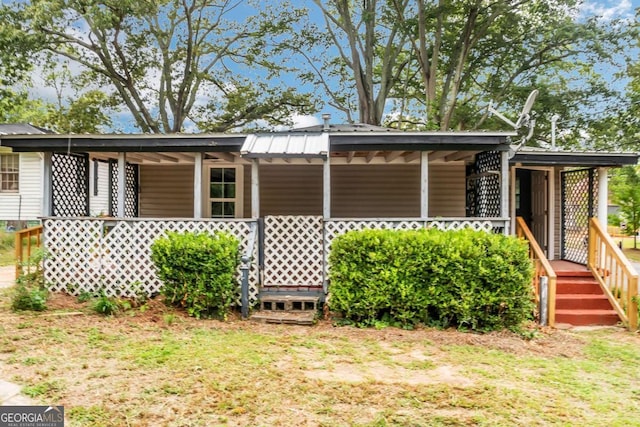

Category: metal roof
[0, 123, 52, 135]
[241, 133, 329, 158]
[512, 146, 638, 167]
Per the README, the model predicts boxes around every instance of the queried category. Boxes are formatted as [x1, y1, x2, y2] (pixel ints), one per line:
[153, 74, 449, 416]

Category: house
[1, 122, 638, 327]
[0, 124, 110, 228]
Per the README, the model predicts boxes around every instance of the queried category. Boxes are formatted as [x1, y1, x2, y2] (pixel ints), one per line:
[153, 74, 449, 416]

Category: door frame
[510, 166, 555, 259]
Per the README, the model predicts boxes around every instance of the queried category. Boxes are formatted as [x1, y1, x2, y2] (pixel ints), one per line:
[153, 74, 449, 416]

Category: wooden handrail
[15, 225, 44, 279]
[588, 217, 638, 330]
[515, 217, 557, 327]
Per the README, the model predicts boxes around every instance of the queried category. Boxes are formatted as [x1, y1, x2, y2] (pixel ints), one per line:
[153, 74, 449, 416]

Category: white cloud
[579, 0, 634, 21]
[291, 114, 321, 129]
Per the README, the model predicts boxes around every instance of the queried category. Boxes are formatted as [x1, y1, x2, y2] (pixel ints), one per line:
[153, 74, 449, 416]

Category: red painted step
[555, 309, 620, 326]
[555, 293, 614, 310]
[556, 278, 604, 295]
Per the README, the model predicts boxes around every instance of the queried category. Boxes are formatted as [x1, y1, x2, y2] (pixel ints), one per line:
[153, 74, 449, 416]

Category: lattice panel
[561, 168, 598, 264]
[467, 151, 501, 218]
[51, 153, 89, 217]
[109, 161, 139, 217]
[42, 218, 259, 306]
[427, 220, 496, 232]
[263, 216, 324, 286]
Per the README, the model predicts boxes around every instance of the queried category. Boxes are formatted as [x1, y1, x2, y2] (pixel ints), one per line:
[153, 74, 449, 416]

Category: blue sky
[16, 0, 640, 133]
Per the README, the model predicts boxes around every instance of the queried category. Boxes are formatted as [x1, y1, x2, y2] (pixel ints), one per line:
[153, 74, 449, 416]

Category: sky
[16, 0, 640, 133]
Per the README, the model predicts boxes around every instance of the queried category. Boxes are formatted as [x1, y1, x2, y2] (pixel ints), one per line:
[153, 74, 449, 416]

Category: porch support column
[598, 168, 608, 228]
[117, 152, 126, 217]
[509, 166, 516, 235]
[251, 159, 260, 218]
[193, 152, 203, 219]
[420, 152, 429, 219]
[548, 169, 555, 260]
[42, 152, 53, 217]
[501, 151, 509, 234]
[323, 155, 331, 219]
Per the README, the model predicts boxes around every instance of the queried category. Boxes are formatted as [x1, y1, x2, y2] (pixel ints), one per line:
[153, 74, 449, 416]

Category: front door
[262, 215, 324, 287]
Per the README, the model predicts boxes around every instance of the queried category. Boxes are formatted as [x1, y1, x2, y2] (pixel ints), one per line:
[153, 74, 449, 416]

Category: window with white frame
[0, 154, 19, 192]
[208, 166, 243, 218]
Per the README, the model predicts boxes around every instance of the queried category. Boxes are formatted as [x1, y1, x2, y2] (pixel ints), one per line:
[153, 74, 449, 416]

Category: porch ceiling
[88, 150, 480, 165]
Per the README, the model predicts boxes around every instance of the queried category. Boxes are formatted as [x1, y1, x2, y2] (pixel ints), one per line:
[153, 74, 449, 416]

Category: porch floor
[550, 260, 590, 275]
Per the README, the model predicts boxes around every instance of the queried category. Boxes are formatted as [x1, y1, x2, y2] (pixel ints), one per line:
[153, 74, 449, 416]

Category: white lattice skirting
[43, 218, 259, 304]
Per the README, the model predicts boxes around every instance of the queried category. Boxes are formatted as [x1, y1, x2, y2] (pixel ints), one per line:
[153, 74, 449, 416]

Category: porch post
[42, 152, 52, 217]
[251, 159, 260, 218]
[323, 155, 331, 219]
[598, 168, 608, 228]
[193, 152, 203, 219]
[501, 151, 509, 234]
[548, 168, 556, 260]
[510, 166, 516, 235]
[420, 152, 429, 219]
[117, 152, 126, 217]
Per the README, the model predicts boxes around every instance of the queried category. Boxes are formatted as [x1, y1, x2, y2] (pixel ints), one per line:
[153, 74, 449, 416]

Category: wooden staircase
[553, 261, 620, 326]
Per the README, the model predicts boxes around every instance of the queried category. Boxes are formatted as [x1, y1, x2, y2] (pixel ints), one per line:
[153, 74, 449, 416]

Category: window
[0, 154, 19, 192]
[208, 166, 243, 218]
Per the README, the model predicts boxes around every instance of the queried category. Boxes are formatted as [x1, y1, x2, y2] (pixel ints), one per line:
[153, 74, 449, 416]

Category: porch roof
[241, 133, 329, 158]
[512, 146, 639, 167]
[0, 130, 514, 154]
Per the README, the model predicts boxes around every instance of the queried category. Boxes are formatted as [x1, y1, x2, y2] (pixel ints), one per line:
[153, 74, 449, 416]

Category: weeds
[91, 292, 122, 316]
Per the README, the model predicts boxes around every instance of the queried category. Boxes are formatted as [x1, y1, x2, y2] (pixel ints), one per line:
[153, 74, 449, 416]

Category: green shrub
[11, 249, 48, 312]
[92, 292, 122, 316]
[150, 231, 240, 319]
[329, 228, 534, 331]
[12, 283, 48, 311]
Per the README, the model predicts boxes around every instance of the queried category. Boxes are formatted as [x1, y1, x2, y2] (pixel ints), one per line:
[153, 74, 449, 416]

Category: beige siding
[139, 165, 194, 217]
[332, 165, 420, 217]
[0, 152, 42, 221]
[428, 164, 466, 217]
[260, 165, 323, 216]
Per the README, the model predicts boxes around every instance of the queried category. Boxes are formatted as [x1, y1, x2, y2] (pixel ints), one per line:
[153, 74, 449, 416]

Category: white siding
[89, 160, 110, 216]
[0, 152, 42, 221]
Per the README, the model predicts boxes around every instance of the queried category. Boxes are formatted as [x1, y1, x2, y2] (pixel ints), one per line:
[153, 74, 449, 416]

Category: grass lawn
[1, 292, 640, 426]
[0, 230, 15, 266]
[613, 236, 640, 263]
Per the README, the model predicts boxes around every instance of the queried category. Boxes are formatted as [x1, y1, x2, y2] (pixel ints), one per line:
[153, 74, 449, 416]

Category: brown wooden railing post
[14, 225, 44, 280]
[14, 231, 22, 279]
[516, 217, 557, 327]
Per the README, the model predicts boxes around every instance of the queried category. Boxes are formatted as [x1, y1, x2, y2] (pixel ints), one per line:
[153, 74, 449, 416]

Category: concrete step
[555, 309, 620, 326]
[250, 311, 316, 325]
[259, 294, 320, 312]
[555, 294, 614, 310]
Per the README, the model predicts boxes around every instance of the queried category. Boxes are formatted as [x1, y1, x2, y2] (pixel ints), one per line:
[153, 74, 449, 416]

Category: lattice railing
[42, 218, 259, 305]
[263, 215, 324, 286]
[109, 161, 139, 217]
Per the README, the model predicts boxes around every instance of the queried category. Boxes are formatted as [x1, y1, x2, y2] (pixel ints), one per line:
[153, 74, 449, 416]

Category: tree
[292, 0, 635, 138]
[3, 0, 316, 133]
[610, 166, 640, 249]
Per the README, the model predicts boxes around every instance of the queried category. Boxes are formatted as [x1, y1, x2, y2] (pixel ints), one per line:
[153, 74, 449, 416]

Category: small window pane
[211, 202, 223, 217]
[223, 169, 236, 182]
[224, 183, 236, 198]
[210, 169, 223, 182]
[210, 183, 223, 198]
[224, 202, 235, 217]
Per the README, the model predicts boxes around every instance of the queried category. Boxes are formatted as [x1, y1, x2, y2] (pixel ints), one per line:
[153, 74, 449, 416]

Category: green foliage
[11, 248, 48, 312]
[91, 292, 122, 316]
[150, 231, 240, 319]
[11, 283, 47, 312]
[329, 228, 534, 331]
[610, 166, 640, 248]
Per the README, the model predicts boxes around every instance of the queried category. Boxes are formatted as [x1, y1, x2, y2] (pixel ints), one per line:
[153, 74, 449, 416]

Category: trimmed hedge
[150, 231, 240, 319]
[328, 228, 534, 331]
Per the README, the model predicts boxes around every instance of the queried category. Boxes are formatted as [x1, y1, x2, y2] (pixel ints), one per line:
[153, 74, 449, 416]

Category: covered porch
[1, 129, 514, 305]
